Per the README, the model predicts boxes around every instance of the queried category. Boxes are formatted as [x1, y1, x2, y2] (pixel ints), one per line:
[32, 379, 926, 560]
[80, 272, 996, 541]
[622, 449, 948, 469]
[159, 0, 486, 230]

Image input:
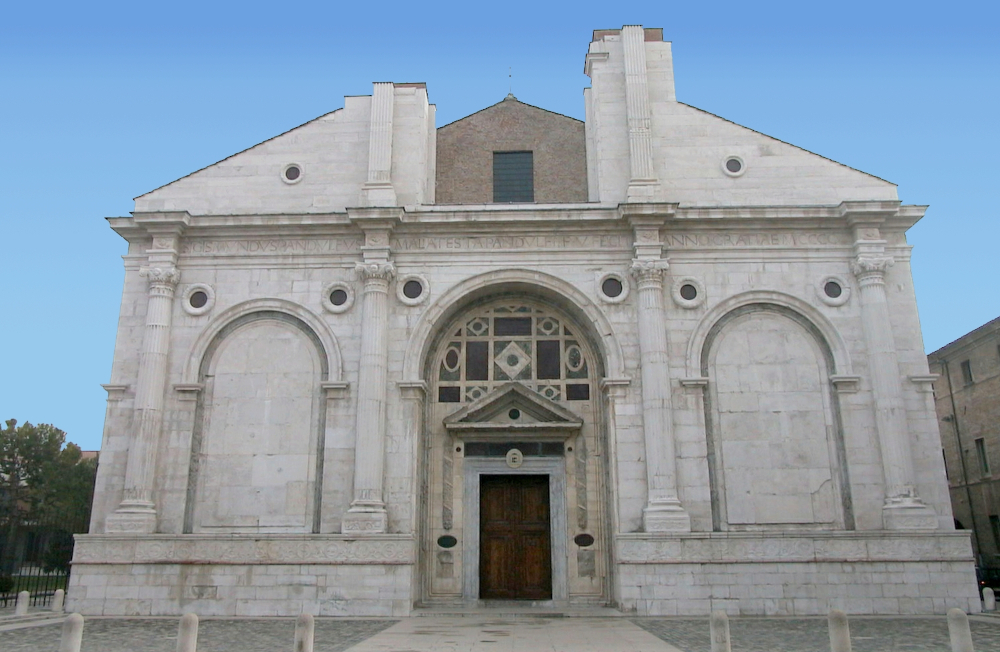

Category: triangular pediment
[443, 383, 583, 437]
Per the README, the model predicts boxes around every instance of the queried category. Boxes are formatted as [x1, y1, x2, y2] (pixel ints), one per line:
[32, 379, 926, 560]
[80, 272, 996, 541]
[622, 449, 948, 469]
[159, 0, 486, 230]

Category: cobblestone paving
[0, 618, 396, 652]
[632, 616, 1000, 652]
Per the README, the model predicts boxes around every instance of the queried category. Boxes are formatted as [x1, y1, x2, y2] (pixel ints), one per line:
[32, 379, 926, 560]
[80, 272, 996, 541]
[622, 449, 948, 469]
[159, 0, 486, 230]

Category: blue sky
[1, 2, 997, 451]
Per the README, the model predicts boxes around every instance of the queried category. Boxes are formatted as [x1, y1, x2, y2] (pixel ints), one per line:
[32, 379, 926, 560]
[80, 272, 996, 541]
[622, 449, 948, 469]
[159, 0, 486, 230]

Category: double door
[479, 474, 552, 600]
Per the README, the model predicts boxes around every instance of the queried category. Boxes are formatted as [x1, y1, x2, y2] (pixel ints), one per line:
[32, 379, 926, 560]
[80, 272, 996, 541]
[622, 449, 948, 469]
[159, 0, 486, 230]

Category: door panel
[479, 475, 552, 600]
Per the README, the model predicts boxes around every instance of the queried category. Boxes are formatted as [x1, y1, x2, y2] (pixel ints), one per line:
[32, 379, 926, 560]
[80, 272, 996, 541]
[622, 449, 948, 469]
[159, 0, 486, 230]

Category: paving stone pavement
[632, 616, 1000, 652]
[2, 614, 999, 651]
[0, 618, 396, 651]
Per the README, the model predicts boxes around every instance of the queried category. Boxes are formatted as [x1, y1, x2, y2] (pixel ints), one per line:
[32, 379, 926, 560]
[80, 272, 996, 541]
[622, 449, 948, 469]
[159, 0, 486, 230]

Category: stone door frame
[462, 456, 569, 604]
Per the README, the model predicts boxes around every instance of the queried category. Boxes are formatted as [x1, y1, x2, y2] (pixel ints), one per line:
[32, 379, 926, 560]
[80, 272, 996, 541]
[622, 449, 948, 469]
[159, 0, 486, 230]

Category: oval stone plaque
[505, 448, 524, 468]
[574, 533, 595, 547]
[437, 535, 457, 549]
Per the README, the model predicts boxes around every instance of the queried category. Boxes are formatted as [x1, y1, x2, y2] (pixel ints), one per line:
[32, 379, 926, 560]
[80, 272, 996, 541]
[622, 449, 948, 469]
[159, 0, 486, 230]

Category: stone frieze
[72, 534, 416, 566]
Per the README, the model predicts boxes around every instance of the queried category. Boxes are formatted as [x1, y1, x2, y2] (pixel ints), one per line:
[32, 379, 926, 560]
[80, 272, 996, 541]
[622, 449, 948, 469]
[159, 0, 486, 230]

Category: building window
[991, 515, 1000, 550]
[961, 359, 974, 386]
[493, 151, 534, 203]
[435, 302, 592, 404]
[975, 437, 990, 477]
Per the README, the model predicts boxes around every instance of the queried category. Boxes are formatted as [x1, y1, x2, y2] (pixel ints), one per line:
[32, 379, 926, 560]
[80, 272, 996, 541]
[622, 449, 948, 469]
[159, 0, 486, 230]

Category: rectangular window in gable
[493, 151, 534, 203]
[961, 359, 974, 386]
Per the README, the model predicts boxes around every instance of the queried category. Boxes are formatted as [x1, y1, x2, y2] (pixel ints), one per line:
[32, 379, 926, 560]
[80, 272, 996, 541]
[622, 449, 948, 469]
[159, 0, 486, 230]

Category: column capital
[355, 261, 396, 283]
[630, 259, 668, 287]
[139, 265, 180, 289]
[851, 255, 894, 281]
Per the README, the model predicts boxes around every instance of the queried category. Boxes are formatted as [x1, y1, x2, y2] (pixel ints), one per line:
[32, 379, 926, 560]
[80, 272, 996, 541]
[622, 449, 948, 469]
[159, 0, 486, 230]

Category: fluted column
[630, 259, 690, 532]
[851, 241, 936, 529]
[343, 260, 395, 533]
[106, 263, 179, 533]
[622, 24, 660, 202]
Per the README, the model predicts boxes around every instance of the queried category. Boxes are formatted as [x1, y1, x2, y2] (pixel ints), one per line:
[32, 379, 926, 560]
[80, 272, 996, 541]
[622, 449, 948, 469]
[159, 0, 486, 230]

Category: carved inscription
[665, 233, 847, 248]
[181, 239, 363, 255]
[392, 235, 630, 251]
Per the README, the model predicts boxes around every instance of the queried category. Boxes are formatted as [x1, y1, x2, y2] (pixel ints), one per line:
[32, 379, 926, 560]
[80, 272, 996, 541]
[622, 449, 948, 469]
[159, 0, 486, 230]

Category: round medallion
[505, 448, 524, 468]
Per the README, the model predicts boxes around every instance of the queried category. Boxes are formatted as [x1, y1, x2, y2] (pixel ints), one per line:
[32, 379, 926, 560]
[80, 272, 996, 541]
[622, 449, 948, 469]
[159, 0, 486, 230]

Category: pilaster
[343, 208, 402, 534]
[848, 212, 936, 530]
[626, 208, 690, 532]
[359, 82, 398, 207]
[622, 25, 660, 203]
[106, 224, 183, 534]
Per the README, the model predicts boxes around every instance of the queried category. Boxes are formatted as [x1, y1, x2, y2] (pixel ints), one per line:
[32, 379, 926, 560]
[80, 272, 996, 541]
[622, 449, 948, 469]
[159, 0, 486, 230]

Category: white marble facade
[69, 26, 979, 617]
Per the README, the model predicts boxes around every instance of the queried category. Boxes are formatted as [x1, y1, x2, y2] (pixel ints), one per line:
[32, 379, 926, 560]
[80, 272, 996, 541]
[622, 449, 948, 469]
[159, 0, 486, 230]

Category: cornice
[106, 201, 930, 243]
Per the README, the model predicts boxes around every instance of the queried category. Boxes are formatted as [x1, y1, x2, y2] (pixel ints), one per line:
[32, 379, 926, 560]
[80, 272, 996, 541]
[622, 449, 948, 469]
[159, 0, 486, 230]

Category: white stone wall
[82, 24, 975, 617]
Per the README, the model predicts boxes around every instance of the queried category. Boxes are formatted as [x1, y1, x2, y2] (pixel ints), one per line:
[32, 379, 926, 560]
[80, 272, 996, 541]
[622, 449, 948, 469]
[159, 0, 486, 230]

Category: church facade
[69, 26, 979, 617]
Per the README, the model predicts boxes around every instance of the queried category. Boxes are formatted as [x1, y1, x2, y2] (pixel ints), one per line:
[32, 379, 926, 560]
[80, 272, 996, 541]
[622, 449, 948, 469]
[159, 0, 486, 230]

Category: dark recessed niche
[437, 535, 458, 549]
[189, 291, 208, 309]
[403, 279, 423, 299]
[284, 165, 301, 181]
[725, 158, 742, 174]
[329, 289, 348, 306]
[455, 446, 462, 453]
[602, 277, 623, 298]
[824, 281, 843, 298]
[566, 446, 573, 452]
[680, 284, 698, 301]
[574, 533, 595, 547]
[508, 408, 521, 420]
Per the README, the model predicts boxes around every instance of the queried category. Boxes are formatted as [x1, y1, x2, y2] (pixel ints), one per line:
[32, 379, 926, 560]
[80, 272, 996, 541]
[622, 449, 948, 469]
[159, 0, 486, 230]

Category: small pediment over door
[443, 382, 583, 440]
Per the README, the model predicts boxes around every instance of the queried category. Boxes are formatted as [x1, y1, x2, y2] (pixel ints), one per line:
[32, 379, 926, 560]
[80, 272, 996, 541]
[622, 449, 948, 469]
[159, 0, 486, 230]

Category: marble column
[852, 251, 936, 529]
[105, 263, 179, 533]
[343, 260, 395, 533]
[622, 24, 660, 202]
[631, 259, 690, 532]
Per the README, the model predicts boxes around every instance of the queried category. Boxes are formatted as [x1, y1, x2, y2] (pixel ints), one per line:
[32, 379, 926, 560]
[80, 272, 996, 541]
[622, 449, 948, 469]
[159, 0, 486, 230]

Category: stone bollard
[294, 613, 315, 652]
[176, 613, 199, 652]
[828, 609, 852, 652]
[51, 588, 66, 612]
[58, 613, 85, 652]
[709, 610, 731, 652]
[947, 608, 975, 652]
[14, 590, 30, 615]
[983, 587, 996, 612]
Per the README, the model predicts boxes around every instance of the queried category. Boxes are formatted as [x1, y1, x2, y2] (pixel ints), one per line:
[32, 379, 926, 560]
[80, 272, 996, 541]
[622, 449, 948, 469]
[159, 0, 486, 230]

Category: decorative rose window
[435, 303, 592, 404]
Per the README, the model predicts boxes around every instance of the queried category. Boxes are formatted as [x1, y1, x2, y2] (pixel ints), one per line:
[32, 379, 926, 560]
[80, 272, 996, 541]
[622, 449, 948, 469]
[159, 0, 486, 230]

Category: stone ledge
[616, 531, 973, 564]
[72, 534, 416, 566]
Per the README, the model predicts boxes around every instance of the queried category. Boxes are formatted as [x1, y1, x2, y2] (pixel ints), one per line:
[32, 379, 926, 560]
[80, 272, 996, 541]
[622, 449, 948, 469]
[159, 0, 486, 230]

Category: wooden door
[479, 474, 552, 600]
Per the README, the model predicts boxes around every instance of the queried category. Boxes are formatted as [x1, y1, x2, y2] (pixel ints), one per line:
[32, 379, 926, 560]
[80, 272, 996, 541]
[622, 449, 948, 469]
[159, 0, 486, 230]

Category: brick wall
[435, 97, 587, 204]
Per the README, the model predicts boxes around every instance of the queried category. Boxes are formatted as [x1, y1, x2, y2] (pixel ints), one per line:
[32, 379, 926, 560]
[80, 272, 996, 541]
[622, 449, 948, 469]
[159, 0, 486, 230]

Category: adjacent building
[68, 25, 978, 617]
[929, 316, 1000, 569]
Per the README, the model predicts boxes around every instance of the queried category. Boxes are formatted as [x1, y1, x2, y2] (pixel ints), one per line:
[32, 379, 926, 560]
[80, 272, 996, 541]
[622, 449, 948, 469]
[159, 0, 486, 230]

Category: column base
[105, 502, 157, 534]
[643, 502, 691, 533]
[359, 182, 397, 208]
[883, 500, 938, 530]
[626, 179, 661, 203]
[343, 507, 388, 534]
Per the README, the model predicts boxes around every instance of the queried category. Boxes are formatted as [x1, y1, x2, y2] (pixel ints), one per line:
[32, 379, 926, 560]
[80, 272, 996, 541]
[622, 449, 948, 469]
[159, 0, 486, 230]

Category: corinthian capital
[139, 266, 180, 287]
[851, 256, 894, 279]
[630, 259, 668, 287]
[355, 261, 396, 283]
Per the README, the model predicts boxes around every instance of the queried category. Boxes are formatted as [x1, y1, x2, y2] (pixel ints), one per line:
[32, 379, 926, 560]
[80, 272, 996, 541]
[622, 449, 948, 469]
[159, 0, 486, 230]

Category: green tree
[0, 419, 96, 574]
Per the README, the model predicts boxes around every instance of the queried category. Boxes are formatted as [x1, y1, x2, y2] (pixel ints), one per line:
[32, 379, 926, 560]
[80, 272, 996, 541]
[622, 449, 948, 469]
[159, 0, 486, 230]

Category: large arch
[181, 301, 338, 534]
[401, 268, 627, 383]
[697, 300, 855, 532]
[181, 297, 343, 384]
[685, 290, 854, 379]
[410, 269, 621, 606]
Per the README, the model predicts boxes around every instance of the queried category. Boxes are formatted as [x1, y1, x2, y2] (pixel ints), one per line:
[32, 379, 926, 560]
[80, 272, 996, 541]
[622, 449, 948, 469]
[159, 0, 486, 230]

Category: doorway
[479, 474, 552, 600]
